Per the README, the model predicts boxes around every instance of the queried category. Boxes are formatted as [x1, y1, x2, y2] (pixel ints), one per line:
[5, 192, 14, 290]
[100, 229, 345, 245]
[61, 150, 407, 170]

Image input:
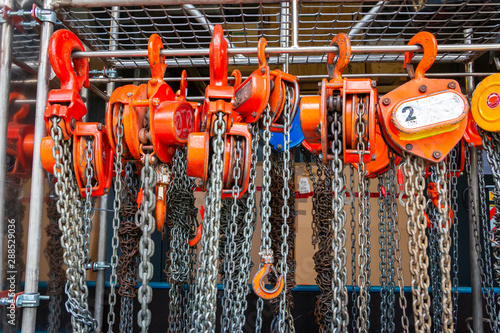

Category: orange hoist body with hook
[232, 38, 300, 132]
[378, 31, 469, 163]
[7, 93, 34, 177]
[40, 29, 113, 197]
[186, 24, 252, 200]
[301, 33, 378, 164]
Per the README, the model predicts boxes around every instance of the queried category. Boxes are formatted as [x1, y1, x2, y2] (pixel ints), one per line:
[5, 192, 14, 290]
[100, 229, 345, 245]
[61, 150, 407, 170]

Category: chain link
[136, 153, 157, 332]
[50, 117, 95, 332]
[83, 138, 94, 264]
[107, 103, 124, 332]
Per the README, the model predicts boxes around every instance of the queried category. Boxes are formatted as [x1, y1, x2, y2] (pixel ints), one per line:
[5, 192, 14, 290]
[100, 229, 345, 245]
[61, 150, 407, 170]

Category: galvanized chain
[378, 176, 389, 333]
[478, 128, 500, 331]
[220, 139, 243, 332]
[329, 109, 348, 332]
[45, 175, 65, 333]
[389, 155, 409, 333]
[350, 164, 358, 332]
[448, 145, 461, 332]
[403, 153, 431, 333]
[83, 138, 94, 264]
[107, 103, 124, 332]
[256, 104, 274, 333]
[118, 163, 141, 333]
[356, 97, 371, 333]
[193, 111, 226, 333]
[436, 161, 454, 332]
[50, 117, 95, 332]
[136, 153, 157, 333]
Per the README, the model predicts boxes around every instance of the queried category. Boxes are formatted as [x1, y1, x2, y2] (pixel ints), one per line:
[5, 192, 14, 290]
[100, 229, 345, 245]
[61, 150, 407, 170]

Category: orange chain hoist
[300, 33, 378, 164]
[7, 93, 34, 178]
[40, 29, 113, 197]
[232, 38, 300, 132]
[186, 24, 252, 200]
[377, 31, 469, 163]
[106, 34, 198, 231]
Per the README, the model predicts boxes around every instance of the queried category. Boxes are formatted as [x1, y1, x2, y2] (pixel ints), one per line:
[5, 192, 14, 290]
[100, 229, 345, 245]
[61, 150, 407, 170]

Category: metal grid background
[55, 1, 500, 69]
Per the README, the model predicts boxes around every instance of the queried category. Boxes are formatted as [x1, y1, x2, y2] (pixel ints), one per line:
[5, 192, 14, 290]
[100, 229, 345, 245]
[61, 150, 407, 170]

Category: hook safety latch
[252, 250, 284, 300]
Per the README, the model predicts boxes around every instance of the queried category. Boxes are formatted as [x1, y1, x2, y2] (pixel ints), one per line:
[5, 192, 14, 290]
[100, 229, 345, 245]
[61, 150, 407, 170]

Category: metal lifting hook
[252, 251, 284, 300]
[148, 33, 167, 95]
[403, 31, 438, 80]
[327, 32, 351, 82]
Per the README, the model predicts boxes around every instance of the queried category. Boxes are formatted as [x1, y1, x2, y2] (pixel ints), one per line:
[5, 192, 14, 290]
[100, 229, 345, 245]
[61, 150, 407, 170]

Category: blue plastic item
[269, 109, 304, 151]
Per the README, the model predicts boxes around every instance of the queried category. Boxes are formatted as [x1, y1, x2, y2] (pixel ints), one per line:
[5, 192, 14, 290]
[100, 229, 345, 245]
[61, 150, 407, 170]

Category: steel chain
[136, 153, 157, 332]
[83, 138, 94, 264]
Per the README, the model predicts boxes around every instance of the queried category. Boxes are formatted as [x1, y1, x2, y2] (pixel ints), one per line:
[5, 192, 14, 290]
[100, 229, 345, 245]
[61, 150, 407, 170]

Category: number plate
[394, 91, 466, 131]
[233, 78, 253, 109]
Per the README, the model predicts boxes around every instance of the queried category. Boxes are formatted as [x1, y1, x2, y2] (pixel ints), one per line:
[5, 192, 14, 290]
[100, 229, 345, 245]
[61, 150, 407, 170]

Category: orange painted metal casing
[268, 70, 300, 133]
[300, 94, 323, 154]
[7, 123, 34, 177]
[463, 112, 483, 148]
[186, 131, 210, 184]
[378, 31, 468, 163]
[73, 122, 114, 197]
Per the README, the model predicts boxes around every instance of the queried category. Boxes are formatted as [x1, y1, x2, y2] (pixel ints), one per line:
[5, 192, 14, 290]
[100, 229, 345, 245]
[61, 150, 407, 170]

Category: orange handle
[252, 263, 284, 300]
[404, 31, 437, 80]
[327, 33, 351, 81]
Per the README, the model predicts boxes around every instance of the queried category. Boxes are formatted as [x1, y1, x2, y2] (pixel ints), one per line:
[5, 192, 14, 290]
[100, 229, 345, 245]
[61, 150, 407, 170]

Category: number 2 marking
[402, 106, 416, 122]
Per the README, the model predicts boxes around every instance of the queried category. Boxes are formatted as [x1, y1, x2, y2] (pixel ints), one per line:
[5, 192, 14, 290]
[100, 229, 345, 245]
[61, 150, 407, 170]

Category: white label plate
[394, 92, 465, 131]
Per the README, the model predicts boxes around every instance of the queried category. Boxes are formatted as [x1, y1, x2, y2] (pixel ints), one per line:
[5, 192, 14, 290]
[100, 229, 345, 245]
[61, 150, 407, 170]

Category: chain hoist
[39, 29, 113, 332]
[118, 163, 141, 333]
[378, 31, 468, 333]
[44, 175, 65, 333]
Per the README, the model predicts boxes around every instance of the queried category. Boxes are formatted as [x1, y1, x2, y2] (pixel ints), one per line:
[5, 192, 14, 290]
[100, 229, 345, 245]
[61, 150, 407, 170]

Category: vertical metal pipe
[94, 6, 119, 331]
[21, 1, 54, 331]
[0, 0, 14, 292]
[465, 27, 484, 333]
[280, 1, 289, 72]
[291, 0, 298, 48]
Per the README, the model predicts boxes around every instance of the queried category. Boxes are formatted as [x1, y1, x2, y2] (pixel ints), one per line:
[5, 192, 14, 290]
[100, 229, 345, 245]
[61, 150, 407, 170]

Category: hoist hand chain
[436, 162, 454, 332]
[356, 97, 371, 333]
[477, 128, 500, 332]
[349, 164, 359, 331]
[45, 177, 65, 333]
[193, 111, 226, 333]
[50, 117, 96, 332]
[449, 146, 461, 331]
[118, 163, 141, 333]
[477, 148, 500, 332]
[83, 139, 94, 265]
[403, 153, 432, 333]
[378, 175, 389, 333]
[388, 155, 410, 332]
[107, 103, 124, 332]
[136, 152, 157, 333]
[165, 147, 198, 333]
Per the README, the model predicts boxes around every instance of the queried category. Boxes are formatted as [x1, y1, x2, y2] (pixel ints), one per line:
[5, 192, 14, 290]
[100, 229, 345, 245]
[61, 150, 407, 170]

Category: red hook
[209, 25, 228, 87]
[327, 33, 351, 82]
[178, 69, 188, 100]
[48, 29, 89, 91]
[404, 31, 438, 80]
[9, 92, 29, 123]
[148, 34, 167, 94]
[257, 37, 268, 69]
[231, 69, 242, 88]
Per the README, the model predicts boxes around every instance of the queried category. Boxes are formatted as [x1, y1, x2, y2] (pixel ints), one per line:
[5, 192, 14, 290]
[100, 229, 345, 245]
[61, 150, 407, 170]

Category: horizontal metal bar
[72, 44, 497, 59]
[51, 0, 382, 8]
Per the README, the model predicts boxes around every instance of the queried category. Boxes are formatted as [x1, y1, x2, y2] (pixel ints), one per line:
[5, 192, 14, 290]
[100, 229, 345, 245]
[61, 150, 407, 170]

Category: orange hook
[231, 69, 242, 88]
[252, 251, 284, 300]
[48, 29, 89, 91]
[404, 31, 437, 80]
[9, 92, 29, 123]
[257, 37, 268, 69]
[327, 33, 351, 82]
[148, 33, 167, 94]
[178, 69, 188, 99]
[209, 25, 228, 87]
[188, 223, 203, 247]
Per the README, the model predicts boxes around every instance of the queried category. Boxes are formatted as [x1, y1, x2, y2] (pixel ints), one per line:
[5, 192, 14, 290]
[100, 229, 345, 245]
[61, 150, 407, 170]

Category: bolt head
[448, 82, 456, 89]
[433, 151, 442, 159]
[419, 85, 427, 93]
[70, 117, 76, 131]
[371, 80, 377, 88]
[252, 112, 257, 117]
[277, 144, 283, 150]
[382, 98, 391, 106]
[406, 144, 413, 150]
[260, 67, 266, 74]
[97, 123, 103, 131]
[127, 92, 133, 97]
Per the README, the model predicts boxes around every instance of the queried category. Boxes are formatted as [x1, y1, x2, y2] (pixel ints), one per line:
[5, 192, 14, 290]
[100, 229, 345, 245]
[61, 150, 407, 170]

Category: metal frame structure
[0, 1, 497, 332]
